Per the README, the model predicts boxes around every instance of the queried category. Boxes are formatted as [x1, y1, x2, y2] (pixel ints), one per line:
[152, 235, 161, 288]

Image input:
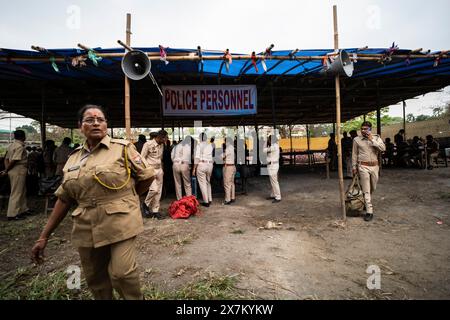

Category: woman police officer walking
[31, 104, 155, 300]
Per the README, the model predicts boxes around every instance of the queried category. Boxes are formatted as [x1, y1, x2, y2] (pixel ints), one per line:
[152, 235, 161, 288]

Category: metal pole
[333, 5, 346, 221]
[306, 124, 311, 166]
[377, 85, 381, 135]
[9, 112, 12, 143]
[124, 13, 132, 140]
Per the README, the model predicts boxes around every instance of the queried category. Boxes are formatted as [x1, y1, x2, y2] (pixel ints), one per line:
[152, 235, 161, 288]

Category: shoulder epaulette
[110, 138, 130, 146]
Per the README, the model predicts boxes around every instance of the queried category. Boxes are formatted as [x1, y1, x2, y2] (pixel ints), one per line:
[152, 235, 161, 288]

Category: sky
[0, 0, 449, 130]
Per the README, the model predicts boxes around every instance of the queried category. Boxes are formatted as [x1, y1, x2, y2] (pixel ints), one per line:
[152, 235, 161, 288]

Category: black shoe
[152, 212, 165, 220]
[223, 201, 232, 205]
[272, 199, 281, 204]
[8, 215, 26, 221]
[22, 209, 37, 216]
[266, 197, 275, 200]
[201, 202, 210, 208]
[230, 199, 236, 203]
[364, 213, 374, 222]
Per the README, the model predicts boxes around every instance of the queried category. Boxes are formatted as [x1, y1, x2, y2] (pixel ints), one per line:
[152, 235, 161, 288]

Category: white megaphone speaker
[321, 50, 354, 77]
[121, 50, 151, 80]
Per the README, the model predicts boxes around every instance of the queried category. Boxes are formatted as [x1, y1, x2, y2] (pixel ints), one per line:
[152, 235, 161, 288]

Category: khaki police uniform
[171, 143, 192, 200]
[53, 144, 72, 176]
[195, 141, 214, 204]
[55, 135, 154, 300]
[264, 142, 281, 201]
[223, 144, 236, 202]
[352, 134, 385, 215]
[5, 140, 29, 217]
[141, 139, 164, 213]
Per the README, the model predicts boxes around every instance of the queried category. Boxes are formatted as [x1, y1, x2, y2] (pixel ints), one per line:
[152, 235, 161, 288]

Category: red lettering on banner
[206, 90, 212, 110]
[164, 90, 170, 109]
[244, 90, 249, 109]
[170, 91, 177, 110]
[224, 91, 230, 110]
[237, 90, 243, 110]
[192, 90, 198, 110]
[200, 90, 206, 110]
[186, 90, 191, 109]
[218, 90, 223, 109]
[230, 90, 236, 110]
[212, 91, 217, 110]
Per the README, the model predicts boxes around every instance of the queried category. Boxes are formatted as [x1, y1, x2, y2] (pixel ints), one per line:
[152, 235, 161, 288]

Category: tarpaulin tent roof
[0, 47, 449, 128]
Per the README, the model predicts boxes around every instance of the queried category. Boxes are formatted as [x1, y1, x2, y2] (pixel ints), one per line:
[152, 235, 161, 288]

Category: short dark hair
[426, 135, 433, 140]
[157, 130, 168, 138]
[361, 121, 372, 128]
[77, 104, 108, 124]
[63, 137, 72, 145]
[14, 130, 26, 140]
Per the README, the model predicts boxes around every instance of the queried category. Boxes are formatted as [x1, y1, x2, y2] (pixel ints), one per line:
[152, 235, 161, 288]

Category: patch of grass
[231, 229, 244, 234]
[143, 273, 246, 300]
[438, 192, 450, 201]
[0, 267, 91, 300]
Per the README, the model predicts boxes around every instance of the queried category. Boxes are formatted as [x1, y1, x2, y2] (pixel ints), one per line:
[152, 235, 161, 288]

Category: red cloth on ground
[168, 196, 200, 219]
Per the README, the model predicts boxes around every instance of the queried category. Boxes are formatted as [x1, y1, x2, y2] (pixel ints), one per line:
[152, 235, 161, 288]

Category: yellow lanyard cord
[93, 145, 131, 190]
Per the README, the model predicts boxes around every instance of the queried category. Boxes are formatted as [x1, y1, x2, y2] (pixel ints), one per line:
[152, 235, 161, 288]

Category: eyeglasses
[82, 117, 107, 125]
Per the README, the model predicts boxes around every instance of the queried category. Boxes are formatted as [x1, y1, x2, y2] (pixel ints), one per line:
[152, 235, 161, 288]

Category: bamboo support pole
[1, 51, 448, 63]
[124, 13, 132, 140]
[333, 5, 347, 221]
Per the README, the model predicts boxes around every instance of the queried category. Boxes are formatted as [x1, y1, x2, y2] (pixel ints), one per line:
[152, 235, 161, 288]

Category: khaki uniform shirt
[141, 139, 164, 168]
[53, 144, 72, 165]
[264, 142, 280, 164]
[55, 135, 155, 248]
[352, 135, 386, 168]
[223, 145, 235, 165]
[5, 140, 27, 168]
[171, 143, 191, 163]
[195, 142, 214, 162]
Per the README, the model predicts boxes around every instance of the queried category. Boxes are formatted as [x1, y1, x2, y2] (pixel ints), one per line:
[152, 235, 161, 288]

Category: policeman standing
[31, 105, 155, 299]
[352, 121, 386, 222]
[264, 134, 281, 203]
[171, 136, 192, 200]
[192, 133, 214, 207]
[53, 137, 72, 176]
[222, 137, 236, 205]
[1, 130, 30, 220]
[141, 130, 168, 219]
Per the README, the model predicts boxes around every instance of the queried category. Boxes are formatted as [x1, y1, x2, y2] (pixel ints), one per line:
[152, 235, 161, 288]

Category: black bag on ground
[38, 176, 62, 196]
[345, 175, 365, 216]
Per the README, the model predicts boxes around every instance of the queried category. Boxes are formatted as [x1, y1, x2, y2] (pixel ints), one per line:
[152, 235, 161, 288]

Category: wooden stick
[124, 13, 132, 141]
[1, 52, 448, 63]
[333, 5, 347, 221]
[117, 39, 133, 52]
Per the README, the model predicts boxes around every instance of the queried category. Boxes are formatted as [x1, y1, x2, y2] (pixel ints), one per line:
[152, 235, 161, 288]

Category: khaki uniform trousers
[78, 237, 142, 300]
[268, 164, 281, 200]
[223, 165, 236, 202]
[358, 164, 379, 214]
[7, 165, 28, 217]
[145, 166, 163, 213]
[197, 162, 213, 203]
[173, 162, 192, 200]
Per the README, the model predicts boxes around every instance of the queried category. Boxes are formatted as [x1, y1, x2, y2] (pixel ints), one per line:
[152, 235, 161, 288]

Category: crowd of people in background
[326, 128, 444, 176]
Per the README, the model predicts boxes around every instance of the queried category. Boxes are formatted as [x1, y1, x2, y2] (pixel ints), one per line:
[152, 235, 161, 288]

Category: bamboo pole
[1, 52, 447, 63]
[333, 5, 347, 221]
[124, 13, 132, 141]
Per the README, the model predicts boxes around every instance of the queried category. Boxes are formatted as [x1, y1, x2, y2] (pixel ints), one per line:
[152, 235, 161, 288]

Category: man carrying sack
[352, 121, 386, 222]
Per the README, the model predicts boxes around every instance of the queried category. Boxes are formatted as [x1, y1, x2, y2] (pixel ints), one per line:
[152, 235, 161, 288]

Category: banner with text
[163, 85, 257, 116]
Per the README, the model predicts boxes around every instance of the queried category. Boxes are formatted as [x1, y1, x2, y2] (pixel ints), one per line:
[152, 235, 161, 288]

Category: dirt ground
[1, 166, 449, 300]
